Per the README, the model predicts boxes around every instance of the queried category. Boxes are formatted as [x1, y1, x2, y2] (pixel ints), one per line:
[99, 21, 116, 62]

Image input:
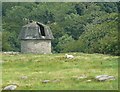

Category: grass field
[1, 53, 118, 90]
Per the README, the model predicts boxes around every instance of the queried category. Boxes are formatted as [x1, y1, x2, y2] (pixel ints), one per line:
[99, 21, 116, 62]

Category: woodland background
[2, 2, 119, 55]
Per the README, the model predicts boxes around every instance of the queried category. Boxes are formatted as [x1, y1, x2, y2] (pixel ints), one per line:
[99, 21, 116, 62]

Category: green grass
[1, 53, 118, 90]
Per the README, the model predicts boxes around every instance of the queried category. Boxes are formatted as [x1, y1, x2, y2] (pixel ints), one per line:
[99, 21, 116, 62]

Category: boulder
[95, 75, 115, 81]
[42, 80, 50, 83]
[3, 84, 17, 90]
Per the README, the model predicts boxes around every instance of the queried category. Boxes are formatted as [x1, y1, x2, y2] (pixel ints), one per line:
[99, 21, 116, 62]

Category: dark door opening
[37, 23, 45, 36]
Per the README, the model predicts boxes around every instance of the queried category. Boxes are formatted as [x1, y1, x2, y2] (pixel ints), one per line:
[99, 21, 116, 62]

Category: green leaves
[56, 34, 74, 53]
[2, 2, 118, 55]
[77, 13, 118, 55]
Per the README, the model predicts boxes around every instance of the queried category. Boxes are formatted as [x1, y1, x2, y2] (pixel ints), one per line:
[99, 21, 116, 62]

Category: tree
[77, 13, 118, 55]
[56, 34, 74, 52]
[2, 2, 119, 55]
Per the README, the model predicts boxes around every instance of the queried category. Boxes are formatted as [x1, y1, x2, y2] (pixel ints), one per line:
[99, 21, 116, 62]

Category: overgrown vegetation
[2, 2, 119, 55]
[2, 53, 118, 90]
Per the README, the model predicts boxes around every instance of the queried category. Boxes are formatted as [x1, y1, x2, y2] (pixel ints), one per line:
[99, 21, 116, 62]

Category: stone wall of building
[21, 40, 51, 54]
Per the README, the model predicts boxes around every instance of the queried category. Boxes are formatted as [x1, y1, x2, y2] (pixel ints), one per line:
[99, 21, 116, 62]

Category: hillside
[2, 53, 118, 90]
[2, 2, 119, 55]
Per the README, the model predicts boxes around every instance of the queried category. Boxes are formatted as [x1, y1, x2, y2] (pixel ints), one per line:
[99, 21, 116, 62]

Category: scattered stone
[95, 75, 115, 81]
[42, 80, 50, 83]
[20, 76, 28, 80]
[3, 52, 19, 55]
[3, 84, 18, 90]
[107, 76, 115, 80]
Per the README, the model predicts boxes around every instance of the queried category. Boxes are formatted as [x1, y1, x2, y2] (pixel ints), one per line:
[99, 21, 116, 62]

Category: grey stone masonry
[21, 40, 51, 54]
[19, 21, 53, 54]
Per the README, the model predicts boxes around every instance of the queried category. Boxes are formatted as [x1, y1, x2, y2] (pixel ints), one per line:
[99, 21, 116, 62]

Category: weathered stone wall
[21, 40, 51, 54]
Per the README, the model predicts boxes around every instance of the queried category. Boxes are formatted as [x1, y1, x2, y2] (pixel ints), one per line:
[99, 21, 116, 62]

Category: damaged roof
[19, 21, 54, 40]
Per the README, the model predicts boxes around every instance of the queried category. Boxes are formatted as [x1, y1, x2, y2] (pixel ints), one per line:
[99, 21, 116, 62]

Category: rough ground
[1, 53, 118, 90]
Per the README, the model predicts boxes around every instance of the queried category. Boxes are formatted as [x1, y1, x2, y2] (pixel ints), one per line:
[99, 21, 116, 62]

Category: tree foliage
[2, 2, 119, 55]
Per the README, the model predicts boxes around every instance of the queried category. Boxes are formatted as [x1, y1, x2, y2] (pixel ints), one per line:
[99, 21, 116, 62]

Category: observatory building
[19, 21, 54, 54]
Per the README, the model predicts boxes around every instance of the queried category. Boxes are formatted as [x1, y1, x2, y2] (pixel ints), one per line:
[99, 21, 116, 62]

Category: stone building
[19, 21, 54, 54]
